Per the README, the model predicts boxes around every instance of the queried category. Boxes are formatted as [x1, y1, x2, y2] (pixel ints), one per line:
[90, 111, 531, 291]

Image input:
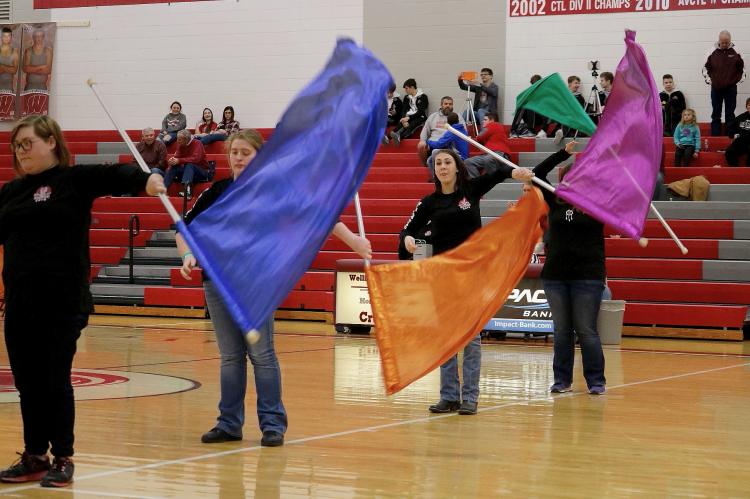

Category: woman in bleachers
[199, 105, 241, 145]
[158, 101, 187, 144]
[534, 140, 607, 396]
[193, 108, 217, 144]
[0, 115, 165, 488]
[175, 130, 371, 448]
[402, 149, 534, 416]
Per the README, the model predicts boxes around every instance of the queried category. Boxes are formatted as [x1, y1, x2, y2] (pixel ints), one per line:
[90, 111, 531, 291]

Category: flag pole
[353, 192, 370, 267]
[446, 125, 556, 194]
[447, 125, 688, 255]
[86, 79, 181, 224]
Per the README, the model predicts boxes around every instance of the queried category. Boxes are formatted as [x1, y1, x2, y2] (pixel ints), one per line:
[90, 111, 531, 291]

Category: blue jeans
[203, 280, 287, 436]
[163, 163, 209, 189]
[439, 335, 481, 403]
[463, 107, 488, 130]
[710, 85, 737, 136]
[543, 279, 606, 388]
[158, 131, 178, 144]
[200, 132, 228, 145]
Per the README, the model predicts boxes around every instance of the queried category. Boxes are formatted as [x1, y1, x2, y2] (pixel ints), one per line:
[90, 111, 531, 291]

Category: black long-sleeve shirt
[403, 164, 513, 255]
[728, 111, 750, 141]
[0, 164, 150, 316]
[534, 149, 606, 281]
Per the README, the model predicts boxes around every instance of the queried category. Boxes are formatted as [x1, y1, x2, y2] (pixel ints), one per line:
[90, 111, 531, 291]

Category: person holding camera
[457, 68, 498, 131]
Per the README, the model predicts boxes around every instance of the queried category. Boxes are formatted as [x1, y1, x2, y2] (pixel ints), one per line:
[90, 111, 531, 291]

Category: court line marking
[2, 359, 749, 496]
[36, 487, 165, 499]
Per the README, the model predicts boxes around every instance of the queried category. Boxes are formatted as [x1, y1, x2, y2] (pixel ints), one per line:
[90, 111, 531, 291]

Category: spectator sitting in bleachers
[136, 127, 167, 173]
[426, 112, 468, 178]
[457, 68, 498, 131]
[464, 112, 512, 178]
[389, 78, 428, 146]
[383, 84, 403, 144]
[598, 71, 614, 108]
[673, 108, 701, 167]
[193, 108, 218, 144]
[417, 96, 463, 166]
[552, 76, 586, 144]
[200, 106, 240, 145]
[511, 74, 547, 138]
[660, 74, 686, 137]
[725, 97, 750, 166]
[158, 101, 187, 144]
[164, 129, 210, 199]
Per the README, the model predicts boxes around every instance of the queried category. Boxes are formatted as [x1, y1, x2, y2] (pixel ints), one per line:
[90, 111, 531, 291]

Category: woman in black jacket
[402, 149, 533, 415]
[534, 141, 607, 395]
[0, 115, 165, 487]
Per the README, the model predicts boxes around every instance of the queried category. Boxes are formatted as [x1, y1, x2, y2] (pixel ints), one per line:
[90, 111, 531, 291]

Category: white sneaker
[536, 130, 547, 138]
[553, 129, 564, 145]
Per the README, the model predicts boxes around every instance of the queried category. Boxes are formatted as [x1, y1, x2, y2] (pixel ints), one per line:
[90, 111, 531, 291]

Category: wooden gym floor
[1, 315, 749, 498]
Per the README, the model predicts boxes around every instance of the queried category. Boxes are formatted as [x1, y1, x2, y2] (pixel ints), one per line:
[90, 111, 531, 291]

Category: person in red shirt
[164, 129, 210, 199]
[464, 112, 512, 177]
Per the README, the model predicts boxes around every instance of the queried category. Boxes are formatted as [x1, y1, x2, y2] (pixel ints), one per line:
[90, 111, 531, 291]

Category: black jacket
[0, 164, 150, 317]
[728, 111, 750, 141]
[660, 90, 686, 136]
[705, 44, 744, 90]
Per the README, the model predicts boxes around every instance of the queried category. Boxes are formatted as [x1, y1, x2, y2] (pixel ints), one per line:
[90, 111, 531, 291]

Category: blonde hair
[10, 115, 71, 175]
[225, 129, 264, 156]
[680, 108, 697, 126]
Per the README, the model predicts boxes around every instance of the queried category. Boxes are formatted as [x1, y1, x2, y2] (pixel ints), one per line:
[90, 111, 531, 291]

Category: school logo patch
[33, 185, 52, 202]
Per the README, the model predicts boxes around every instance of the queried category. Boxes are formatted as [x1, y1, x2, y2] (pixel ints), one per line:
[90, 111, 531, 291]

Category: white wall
[364, 0, 506, 119]
[45, 0, 363, 130]
[503, 10, 750, 124]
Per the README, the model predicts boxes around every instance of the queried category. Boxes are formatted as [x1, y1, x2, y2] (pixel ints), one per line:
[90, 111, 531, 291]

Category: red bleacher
[1, 126, 746, 336]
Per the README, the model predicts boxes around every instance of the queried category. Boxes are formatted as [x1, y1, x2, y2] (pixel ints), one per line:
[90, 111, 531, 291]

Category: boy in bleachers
[660, 74, 686, 137]
[389, 78, 428, 146]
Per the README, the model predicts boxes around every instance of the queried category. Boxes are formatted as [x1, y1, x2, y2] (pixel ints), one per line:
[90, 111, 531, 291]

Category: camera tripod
[462, 83, 480, 135]
[585, 70, 603, 122]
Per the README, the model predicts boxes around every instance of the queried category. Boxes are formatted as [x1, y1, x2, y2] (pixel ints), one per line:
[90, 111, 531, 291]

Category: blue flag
[177, 38, 393, 335]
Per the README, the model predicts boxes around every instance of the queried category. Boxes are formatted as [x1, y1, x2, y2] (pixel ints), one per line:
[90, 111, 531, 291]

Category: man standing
[136, 127, 167, 173]
[417, 96, 463, 165]
[704, 30, 744, 136]
[457, 68, 499, 130]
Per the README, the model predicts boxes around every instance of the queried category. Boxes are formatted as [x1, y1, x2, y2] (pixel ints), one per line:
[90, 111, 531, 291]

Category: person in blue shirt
[673, 108, 701, 166]
[426, 113, 468, 179]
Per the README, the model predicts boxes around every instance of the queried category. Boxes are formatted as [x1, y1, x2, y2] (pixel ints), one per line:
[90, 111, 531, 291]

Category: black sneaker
[0, 452, 50, 483]
[428, 400, 460, 413]
[260, 431, 284, 447]
[201, 427, 242, 443]
[40, 457, 74, 488]
[458, 401, 478, 415]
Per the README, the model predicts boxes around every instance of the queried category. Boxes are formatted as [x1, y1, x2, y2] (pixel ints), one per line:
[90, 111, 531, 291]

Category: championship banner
[35, 0, 215, 7]
[19, 23, 55, 118]
[0, 24, 21, 121]
[509, 0, 750, 17]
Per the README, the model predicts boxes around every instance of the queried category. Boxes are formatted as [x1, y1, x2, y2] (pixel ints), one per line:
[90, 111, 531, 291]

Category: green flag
[515, 73, 597, 137]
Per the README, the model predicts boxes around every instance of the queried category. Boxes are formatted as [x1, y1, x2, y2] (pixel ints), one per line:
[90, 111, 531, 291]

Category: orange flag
[366, 189, 548, 395]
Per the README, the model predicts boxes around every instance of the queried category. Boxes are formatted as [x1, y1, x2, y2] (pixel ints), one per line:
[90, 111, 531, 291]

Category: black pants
[674, 145, 695, 167]
[393, 115, 426, 139]
[725, 137, 750, 166]
[4, 308, 85, 457]
[710, 85, 737, 137]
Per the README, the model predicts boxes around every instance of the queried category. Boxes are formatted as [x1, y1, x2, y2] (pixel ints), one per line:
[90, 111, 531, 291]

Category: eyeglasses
[12, 138, 40, 152]
[480, 73, 491, 77]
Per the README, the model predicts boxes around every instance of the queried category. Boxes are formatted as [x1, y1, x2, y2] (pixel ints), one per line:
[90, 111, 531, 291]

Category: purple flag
[556, 30, 662, 240]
